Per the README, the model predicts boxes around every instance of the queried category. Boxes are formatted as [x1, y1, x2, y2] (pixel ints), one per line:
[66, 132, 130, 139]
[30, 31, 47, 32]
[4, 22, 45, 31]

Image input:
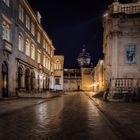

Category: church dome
[77, 48, 91, 67]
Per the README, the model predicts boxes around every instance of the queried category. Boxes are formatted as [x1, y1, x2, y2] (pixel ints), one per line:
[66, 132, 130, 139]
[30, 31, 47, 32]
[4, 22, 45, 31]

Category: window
[54, 60, 61, 70]
[18, 34, 24, 52]
[43, 39, 46, 49]
[43, 54, 46, 67]
[31, 44, 35, 60]
[31, 22, 35, 36]
[3, 0, 9, 7]
[48, 58, 50, 70]
[2, 20, 10, 42]
[47, 46, 50, 54]
[51, 50, 53, 57]
[26, 15, 30, 30]
[25, 39, 30, 56]
[126, 44, 136, 63]
[37, 50, 41, 63]
[55, 78, 60, 85]
[19, 5, 24, 22]
[37, 32, 41, 43]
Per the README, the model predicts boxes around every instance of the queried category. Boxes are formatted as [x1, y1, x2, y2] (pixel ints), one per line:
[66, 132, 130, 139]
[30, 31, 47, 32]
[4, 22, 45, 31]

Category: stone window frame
[125, 44, 136, 64]
[19, 4, 24, 23]
[31, 44, 35, 60]
[2, 19, 11, 42]
[55, 77, 60, 85]
[37, 50, 41, 64]
[18, 33, 24, 52]
[25, 14, 30, 30]
[25, 39, 30, 57]
[37, 32, 41, 43]
[31, 22, 35, 36]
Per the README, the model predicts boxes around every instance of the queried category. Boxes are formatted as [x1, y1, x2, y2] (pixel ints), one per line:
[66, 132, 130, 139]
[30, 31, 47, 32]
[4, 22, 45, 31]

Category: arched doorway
[31, 71, 35, 91]
[18, 66, 24, 89]
[25, 68, 30, 91]
[2, 62, 8, 97]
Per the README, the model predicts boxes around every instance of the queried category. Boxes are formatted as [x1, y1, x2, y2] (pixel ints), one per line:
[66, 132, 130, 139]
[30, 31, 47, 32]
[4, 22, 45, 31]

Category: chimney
[36, 11, 42, 24]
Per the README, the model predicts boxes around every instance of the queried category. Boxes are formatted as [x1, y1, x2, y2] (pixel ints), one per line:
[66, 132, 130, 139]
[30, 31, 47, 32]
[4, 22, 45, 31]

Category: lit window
[51, 50, 53, 57]
[19, 5, 24, 22]
[54, 60, 61, 70]
[2, 20, 10, 42]
[126, 44, 136, 64]
[47, 46, 50, 54]
[26, 15, 30, 30]
[25, 39, 30, 56]
[43, 39, 46, 49]
[37, 50, 41, 63]
[3, 0, 9, 7]
[18, 33, 24, 52]
[48, 58, 50, 70]
[31, 22, 35, 36]
[31, 44, 35, 60]
[43, 54, 46, 67]
[37, 32, 41, 43]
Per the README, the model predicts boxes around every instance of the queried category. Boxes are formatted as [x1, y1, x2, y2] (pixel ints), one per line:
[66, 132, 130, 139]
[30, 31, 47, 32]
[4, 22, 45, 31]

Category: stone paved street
[87, 92, 140, 140]
[0, 93, 122, 140]
[0, 98, 47, 116]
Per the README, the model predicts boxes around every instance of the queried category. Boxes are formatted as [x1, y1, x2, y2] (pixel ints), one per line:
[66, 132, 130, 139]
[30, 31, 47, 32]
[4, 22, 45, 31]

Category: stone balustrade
[111, 2, 140, 14]
[111, 78, 138, 89]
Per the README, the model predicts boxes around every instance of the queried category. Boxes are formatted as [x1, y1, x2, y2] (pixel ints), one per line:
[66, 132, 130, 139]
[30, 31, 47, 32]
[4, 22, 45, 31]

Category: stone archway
[2, 62, 8, 97]
[31, 71, 35, 91]
[18, 66, 24, 90]
[25, 68, 30, 91]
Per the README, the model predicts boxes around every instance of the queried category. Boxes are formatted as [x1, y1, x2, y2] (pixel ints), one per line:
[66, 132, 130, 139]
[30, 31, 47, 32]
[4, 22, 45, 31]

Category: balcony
[3, 39, 13, 53]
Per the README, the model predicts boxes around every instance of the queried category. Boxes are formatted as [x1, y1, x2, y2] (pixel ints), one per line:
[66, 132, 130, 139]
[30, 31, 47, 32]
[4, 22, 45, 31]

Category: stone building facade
[53, 55, 64, 90]
[103, 0, 140, 100]
[64, 68, 81, 91]
[93, 60, 104, 92]
[0, 0, 56, 97]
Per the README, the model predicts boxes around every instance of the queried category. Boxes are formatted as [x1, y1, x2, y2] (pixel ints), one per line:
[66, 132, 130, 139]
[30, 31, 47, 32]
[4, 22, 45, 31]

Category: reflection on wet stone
[0, 94, 119, 140]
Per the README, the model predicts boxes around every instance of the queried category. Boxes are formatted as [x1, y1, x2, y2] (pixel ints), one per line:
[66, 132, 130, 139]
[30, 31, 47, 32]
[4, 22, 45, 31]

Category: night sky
[28, 0, 132, 68]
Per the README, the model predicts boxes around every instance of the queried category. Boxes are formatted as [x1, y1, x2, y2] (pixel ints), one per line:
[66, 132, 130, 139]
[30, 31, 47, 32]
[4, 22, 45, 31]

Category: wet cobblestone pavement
[87, 92, 140, 140]
[0, 93, 122, 140]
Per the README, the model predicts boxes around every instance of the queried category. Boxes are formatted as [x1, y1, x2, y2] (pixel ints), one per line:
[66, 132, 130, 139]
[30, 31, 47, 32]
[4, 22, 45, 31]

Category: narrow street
[0, 93, 121, 140]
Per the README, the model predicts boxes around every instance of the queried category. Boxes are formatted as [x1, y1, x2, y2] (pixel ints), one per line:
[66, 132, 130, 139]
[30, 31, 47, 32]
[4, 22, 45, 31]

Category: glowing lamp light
[89, 82, 99, 87]
[103, 12, 108, 17]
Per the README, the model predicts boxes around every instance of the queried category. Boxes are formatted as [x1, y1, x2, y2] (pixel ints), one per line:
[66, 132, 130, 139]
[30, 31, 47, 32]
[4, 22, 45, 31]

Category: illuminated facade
[103, 0, 140, 100]
[93, 60, 104, 92]
[53, 55, 64, 90]
[0, 0, 55, 97]
[64, 69, 81, 91]
[64, 48, 93, 91]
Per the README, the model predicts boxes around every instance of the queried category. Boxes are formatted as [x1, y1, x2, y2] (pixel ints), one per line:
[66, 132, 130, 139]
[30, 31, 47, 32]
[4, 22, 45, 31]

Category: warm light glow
[89, 82, 99, 87]
[103, 12, 108, 17]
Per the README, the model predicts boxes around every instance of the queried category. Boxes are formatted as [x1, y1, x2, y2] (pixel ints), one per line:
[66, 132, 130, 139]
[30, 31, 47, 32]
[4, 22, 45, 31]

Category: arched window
[31, 44, 35, 60]
[18, 33, 24, 52]
[25, 39, 30, 56]
[55, 60, 61, 70]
